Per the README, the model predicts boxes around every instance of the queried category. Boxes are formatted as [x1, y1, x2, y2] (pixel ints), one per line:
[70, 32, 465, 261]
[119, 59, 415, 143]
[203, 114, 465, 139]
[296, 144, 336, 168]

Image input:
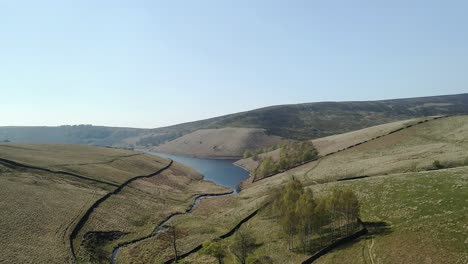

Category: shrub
[200, 239, 225, 264]
[433, 160, 444, 170]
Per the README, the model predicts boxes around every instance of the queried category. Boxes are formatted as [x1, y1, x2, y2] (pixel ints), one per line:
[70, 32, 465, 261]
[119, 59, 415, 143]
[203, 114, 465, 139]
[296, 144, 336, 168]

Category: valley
[1, 103, 467, 264]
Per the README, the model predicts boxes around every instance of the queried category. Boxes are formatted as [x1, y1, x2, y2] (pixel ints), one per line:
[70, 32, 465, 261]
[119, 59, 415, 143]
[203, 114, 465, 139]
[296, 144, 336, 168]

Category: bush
[432, 160, 444, 170]
[200, 239, 225, 264]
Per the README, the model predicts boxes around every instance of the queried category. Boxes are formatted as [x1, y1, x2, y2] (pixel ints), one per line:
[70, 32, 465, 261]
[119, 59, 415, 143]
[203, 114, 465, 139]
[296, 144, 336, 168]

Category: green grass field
[313, 168, 468, 264]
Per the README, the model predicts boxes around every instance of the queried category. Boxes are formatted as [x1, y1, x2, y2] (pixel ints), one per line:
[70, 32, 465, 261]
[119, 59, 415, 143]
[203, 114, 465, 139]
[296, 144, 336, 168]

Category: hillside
[143, 93, 468, 144]
[235, 116, 431, 174]
[118, 115, 468, 264]
[153, 127, 287, 158]
[0, 143, 228, 263]
[2, 93, 468, 151]
[0, 125, 146, 147]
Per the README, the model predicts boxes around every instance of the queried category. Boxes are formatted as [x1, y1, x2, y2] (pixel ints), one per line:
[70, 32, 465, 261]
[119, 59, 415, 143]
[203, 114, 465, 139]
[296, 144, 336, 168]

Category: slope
[153, 127, 287, 158]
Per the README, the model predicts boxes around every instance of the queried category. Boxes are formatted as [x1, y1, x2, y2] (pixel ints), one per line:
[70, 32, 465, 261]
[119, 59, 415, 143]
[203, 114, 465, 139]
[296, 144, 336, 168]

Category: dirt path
[368, 238, 376, 264]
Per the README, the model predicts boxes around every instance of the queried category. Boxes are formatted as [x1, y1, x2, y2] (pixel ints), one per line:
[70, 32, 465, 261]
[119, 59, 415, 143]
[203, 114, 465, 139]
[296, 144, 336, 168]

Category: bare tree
[162, 223, 179, 262]
[230, 227, 256, 264]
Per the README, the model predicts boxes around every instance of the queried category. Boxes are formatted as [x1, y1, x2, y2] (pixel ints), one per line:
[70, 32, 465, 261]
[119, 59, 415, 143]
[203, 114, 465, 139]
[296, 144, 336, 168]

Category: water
[146, 151, 250, 192]
[111, 151, 249, 263]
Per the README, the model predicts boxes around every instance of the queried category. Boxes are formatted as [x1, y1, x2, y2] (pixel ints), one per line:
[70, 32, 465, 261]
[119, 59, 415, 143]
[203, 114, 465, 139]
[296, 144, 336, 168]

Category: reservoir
[146, 151, 250, 192]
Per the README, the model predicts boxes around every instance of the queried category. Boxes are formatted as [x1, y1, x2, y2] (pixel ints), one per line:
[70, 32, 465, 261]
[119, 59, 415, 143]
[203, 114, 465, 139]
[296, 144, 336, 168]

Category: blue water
[146, 152, 250, 192]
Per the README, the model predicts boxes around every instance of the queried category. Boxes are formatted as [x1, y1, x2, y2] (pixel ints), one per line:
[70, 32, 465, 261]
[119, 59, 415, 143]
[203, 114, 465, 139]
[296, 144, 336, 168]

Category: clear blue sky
[1, 1, 467, 128]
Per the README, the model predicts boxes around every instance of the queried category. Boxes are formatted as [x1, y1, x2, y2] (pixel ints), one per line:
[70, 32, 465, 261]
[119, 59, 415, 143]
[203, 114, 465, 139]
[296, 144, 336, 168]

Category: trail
[368, 238, 376, 264]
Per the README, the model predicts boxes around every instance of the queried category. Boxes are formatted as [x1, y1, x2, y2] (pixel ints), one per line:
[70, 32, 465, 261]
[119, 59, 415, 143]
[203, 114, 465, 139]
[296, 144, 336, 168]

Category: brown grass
[74, 161, 230, 262]
[0, 164, 107, 263]
[154, 127, 287, 158]
[0, 143, 168, 184]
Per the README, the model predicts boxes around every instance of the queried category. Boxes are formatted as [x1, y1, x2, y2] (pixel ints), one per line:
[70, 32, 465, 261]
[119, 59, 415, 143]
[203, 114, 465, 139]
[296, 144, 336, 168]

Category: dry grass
[0, 143, 227, 264]
[154, 127, 287, 158]
[235, 117, 428, 174]
[311, 117, 429, 156]
[0, 143, 169, 184]
[116, 189, 265, 264]
[242, 115, 468, 188]
[75, 161, 230, 263]
[0, 164, 107, 264]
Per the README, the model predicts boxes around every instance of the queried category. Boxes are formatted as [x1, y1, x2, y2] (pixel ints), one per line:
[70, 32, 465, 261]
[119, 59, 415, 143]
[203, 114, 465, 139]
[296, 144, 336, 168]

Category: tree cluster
[200, 227, 256, 264]
[243, 144, 280, 160]
[269, 178, 360, 253]
[253, 141, 318, 180]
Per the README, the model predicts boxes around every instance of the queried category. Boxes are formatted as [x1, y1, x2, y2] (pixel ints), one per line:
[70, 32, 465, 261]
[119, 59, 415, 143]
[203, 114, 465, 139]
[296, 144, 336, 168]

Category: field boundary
[69, 159, 173, 263]
[110, 191, 235, 264]
[252, 115, 450, 183]
[53, 153, 143, 167]
[163, 206, 263, 264]
[0, 157, 119, 187]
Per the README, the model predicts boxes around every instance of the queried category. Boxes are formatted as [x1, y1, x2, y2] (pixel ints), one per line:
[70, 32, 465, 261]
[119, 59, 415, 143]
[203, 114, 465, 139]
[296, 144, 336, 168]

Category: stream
[111, 152, 250, 263]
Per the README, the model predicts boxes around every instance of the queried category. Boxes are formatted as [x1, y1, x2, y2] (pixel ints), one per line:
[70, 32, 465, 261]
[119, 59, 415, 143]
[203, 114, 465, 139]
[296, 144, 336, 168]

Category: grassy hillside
[117, 115, 468, 264]
[313, 169, 468, 264]
[153, 127, 287, 158]
[0, 143, 168, 184]
[235, 116, 430, 175]
[0, 163, 108, 264]
[0, 143, 228, 264]
[2, 94, 468, 150]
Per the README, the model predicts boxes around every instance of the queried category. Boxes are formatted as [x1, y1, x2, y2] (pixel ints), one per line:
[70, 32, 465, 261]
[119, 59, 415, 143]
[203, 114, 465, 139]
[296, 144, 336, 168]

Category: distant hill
[153, 127, 287, 158]
[0, 125, 146, 147]
[2, 93, 468, 149]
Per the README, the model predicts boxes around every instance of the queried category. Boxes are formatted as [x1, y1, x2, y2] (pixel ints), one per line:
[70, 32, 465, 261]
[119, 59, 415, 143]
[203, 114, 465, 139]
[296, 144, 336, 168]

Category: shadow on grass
[332, 221, 393, 253]
[300, 221, 393, 263]
[363, 221, 392, 237]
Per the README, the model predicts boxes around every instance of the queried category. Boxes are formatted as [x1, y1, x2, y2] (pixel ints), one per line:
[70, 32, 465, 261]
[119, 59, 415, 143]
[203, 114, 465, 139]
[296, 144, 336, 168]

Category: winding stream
[111, 152, 250, 263]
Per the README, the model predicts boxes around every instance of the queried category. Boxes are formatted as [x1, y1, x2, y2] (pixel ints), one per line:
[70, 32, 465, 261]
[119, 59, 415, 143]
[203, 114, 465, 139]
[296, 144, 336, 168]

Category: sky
[1, 0, 467, 128]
